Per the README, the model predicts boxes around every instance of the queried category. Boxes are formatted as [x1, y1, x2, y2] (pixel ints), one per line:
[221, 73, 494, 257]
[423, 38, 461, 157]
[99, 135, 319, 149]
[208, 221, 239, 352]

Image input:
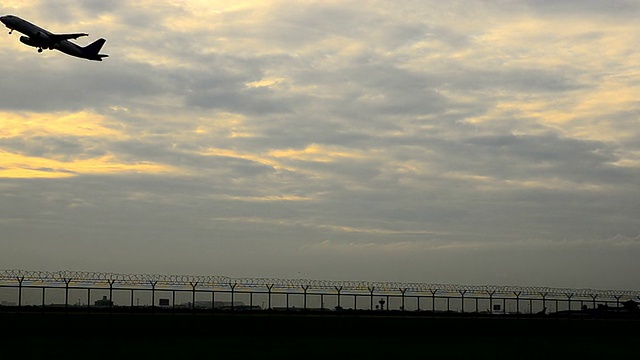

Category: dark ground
[1, 311, 638, 358]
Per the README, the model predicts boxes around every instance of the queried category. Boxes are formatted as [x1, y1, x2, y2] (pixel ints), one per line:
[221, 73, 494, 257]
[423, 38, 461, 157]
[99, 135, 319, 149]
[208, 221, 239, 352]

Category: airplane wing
[49, 33, 89, 42]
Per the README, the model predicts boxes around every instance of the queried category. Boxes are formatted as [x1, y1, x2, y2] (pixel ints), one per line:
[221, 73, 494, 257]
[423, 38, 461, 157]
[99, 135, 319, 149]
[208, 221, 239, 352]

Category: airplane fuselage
[0, 14, 107, 61]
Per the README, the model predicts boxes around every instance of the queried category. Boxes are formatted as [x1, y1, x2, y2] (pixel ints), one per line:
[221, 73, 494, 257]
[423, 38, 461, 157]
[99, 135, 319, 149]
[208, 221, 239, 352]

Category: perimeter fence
[1, 270, 639, 318]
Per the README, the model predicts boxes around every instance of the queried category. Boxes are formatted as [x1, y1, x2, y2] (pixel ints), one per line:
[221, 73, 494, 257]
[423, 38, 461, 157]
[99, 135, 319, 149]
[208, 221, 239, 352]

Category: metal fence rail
[1, 269, 639, 317]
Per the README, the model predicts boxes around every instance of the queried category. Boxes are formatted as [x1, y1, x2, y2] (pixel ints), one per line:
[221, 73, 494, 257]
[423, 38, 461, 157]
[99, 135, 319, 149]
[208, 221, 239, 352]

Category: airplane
[0, 14, 108, 61]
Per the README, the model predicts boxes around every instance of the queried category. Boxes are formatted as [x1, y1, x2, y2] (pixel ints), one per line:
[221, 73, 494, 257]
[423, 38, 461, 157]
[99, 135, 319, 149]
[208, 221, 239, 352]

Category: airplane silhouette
[1, 14, 108, 61]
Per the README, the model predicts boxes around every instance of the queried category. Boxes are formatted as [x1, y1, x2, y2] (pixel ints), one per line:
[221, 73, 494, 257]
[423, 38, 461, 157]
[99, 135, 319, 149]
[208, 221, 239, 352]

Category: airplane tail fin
[83, 38, 108, 61]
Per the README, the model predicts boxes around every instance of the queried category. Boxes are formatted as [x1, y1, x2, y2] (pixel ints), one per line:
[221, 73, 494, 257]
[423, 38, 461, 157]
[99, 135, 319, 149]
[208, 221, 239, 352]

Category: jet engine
[19, 36, 50, 51]
[19, 36, 37, 47]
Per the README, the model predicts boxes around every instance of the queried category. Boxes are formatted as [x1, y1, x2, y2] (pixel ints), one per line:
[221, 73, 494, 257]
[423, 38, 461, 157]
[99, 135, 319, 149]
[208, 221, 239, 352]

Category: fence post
[229, 282, 237, 310]
[430, 289, 438, 315]
[614, 295, 622, 312]
[302, 285, 309, 310]
[399, 288, 407, 311]
[64, 278, 72, 311]
[150, 281, 158, 312]
[267, 284, 274, 310]
[335, 286, 343, 310]
[459, 290, 467, 314]
[590, 294, 598, 312]
[513, 292, 521, 316]
[108, 279, 115, 312]
[487, 290, 496, 317]
[565, 293, 574, 313]
[540, 292, 548, 315]
[16, 276, 24, 309]
[190, 281, 198, 312]
[368, 287, 375, 311]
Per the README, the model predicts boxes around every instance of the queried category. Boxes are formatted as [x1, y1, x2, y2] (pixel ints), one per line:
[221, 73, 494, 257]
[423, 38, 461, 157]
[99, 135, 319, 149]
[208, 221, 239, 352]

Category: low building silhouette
[94, 296, 113, 307]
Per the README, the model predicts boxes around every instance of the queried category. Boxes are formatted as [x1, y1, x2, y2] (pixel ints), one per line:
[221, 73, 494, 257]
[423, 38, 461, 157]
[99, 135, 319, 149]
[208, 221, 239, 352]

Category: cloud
[0, 1, 639, 290]
[523, 0, 640, 18]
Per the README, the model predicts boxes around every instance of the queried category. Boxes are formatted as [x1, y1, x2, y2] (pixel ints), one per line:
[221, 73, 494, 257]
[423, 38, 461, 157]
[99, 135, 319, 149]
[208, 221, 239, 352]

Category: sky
[1, 0, 639, 291]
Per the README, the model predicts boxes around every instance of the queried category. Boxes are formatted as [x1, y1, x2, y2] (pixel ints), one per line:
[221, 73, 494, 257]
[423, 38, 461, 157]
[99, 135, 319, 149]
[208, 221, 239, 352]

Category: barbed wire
[1, 269, 638, 299]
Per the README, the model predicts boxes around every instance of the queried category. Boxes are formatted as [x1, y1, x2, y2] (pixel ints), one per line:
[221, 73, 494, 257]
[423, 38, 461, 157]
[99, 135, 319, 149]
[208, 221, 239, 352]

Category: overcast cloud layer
[1, 0, 639, 290]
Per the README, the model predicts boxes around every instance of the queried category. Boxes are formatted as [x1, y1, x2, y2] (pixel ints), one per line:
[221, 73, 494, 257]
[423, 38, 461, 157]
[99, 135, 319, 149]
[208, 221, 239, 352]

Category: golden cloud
[0, 151, 174, 179]
[0, 111, 176, 178]
[270, 144, 366, 162]
[0, 111, 120, 138]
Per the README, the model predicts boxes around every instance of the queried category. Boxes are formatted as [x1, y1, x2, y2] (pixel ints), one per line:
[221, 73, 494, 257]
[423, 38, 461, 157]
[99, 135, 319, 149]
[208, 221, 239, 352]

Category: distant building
[158, 298, 170, 307]
[596, 300, 639, 313]
[94, 296, 113, 307]
[178, 300, 247, 309]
